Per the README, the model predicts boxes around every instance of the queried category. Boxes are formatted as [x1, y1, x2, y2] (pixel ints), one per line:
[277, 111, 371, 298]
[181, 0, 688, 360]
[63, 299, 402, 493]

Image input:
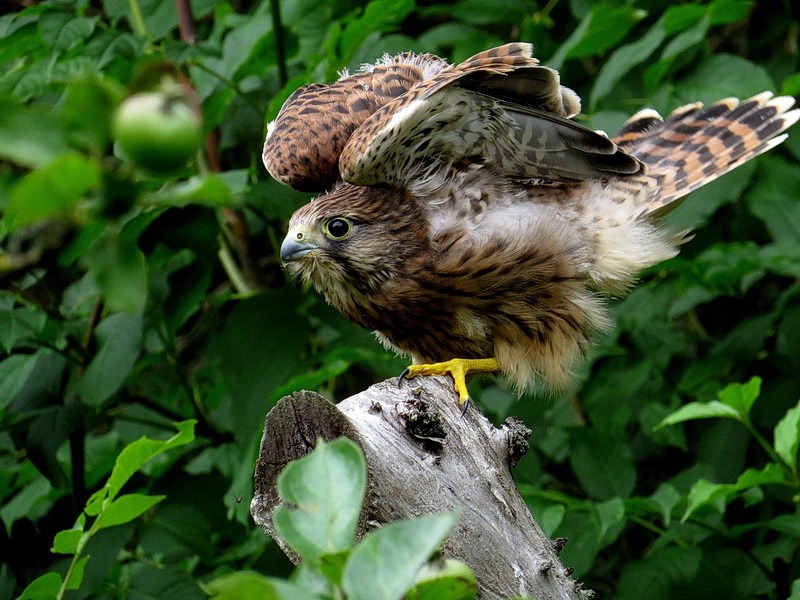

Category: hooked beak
[280, 232, 318, 263]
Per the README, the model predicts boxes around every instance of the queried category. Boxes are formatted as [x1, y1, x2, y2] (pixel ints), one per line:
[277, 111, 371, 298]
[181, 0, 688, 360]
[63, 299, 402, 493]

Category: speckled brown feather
[338, 42, 643, 186]
[263, 54, 447, 192]
[264, 45, 529, 191]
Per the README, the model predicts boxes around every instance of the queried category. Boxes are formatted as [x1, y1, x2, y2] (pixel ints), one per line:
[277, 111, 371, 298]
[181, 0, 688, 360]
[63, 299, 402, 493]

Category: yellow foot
[400, 358, 500, 407]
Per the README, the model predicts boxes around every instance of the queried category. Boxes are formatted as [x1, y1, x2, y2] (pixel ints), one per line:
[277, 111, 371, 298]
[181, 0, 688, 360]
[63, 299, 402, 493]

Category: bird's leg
[400, 358, 500, 406]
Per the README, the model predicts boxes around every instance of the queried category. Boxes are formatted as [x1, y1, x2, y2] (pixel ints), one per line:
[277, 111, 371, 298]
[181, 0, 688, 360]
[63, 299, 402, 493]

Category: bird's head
[280, 183, 427, 301]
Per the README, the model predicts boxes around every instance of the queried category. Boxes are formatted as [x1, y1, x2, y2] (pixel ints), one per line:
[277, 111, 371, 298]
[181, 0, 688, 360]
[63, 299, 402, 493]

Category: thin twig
[126, 0, 148, 36]
[270, 0, 288, 86]
[174, 0, 196, 43]
[71, 299, 104, 513]
[174, 0, 261, 292]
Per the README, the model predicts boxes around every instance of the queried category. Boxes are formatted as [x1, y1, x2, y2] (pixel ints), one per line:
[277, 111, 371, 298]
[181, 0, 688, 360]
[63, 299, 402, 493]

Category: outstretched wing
[339, 43, 643, 188]
[263, 52, 448, 192]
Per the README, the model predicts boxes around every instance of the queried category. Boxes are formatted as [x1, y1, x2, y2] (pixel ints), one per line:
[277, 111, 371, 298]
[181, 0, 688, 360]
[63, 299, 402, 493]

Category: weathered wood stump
[251, 375, 589, 599]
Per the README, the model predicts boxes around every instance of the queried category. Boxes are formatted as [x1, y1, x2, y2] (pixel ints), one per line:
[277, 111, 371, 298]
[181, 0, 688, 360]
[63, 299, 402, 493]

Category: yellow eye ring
[324, 217, 352, 240]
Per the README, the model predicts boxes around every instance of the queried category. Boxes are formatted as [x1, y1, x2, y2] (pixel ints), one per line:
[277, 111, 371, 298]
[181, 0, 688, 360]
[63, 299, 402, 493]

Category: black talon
[460, 397, 471, 416]
[398, 367, 411, 386]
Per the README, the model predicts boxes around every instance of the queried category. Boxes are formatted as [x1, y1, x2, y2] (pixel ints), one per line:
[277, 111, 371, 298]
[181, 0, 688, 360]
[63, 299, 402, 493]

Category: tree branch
[252, 375, 592, 600]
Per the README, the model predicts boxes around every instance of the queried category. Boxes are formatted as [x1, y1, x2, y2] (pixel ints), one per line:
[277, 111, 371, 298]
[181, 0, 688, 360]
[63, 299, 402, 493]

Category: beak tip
[280, 237, 316, 263]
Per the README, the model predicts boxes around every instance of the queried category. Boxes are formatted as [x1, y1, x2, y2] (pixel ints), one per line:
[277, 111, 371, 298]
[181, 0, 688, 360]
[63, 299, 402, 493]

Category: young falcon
[264, 43, 799, 407]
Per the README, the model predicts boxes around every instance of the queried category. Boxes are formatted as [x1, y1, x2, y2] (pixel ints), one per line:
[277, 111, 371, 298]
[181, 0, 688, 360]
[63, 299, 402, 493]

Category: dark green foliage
[216, 438, 475, 600]
[1, 0, 799, 598]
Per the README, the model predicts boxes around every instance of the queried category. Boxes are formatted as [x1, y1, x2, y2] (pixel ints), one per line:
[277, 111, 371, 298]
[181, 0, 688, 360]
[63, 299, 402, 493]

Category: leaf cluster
[207, 438, 476, 600]
[17, 422, 196, 600]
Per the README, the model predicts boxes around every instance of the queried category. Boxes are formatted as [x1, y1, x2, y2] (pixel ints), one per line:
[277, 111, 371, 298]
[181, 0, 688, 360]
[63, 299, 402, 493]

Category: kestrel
[264, 43, 798, 406]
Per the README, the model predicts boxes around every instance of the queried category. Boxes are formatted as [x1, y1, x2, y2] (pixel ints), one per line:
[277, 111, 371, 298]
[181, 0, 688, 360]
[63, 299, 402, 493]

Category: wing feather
[339, 45, 643, 187]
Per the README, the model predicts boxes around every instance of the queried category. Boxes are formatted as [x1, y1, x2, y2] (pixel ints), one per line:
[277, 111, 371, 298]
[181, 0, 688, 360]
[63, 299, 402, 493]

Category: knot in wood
[397, 395, 447, 449]
[504, 416, 532, 466]
[551, 536, 568, 554]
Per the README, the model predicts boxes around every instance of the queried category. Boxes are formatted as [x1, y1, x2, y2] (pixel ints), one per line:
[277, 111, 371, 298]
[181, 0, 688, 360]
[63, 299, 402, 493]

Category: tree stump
[251, 375, 590, 600]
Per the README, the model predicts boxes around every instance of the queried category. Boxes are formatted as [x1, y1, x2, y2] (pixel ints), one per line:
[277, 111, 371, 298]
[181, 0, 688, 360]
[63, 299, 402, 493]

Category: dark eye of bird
[326, 217, 351, 239]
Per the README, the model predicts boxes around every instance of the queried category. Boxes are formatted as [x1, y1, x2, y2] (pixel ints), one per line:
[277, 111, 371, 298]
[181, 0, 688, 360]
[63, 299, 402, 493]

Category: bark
[251, 374, 591, 600]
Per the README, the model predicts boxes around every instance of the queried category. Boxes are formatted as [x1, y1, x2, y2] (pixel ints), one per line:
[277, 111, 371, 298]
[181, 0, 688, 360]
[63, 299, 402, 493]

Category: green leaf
[736, 463, 786, 488]
[677, 53, 777, 104]
[649, 484, 681, 527]
[215, 290, 310, 440]
[782, 71, 800, 96]
[336, 0, 415, 65]
[126, 563, 204, 599]
[569, 429, 636, 500]
[38, 13, 97, 52]
[682, 479, 730, 521]
[95, 493, 165, 529]
[73, 312, 143, 407]
[708, 0, 752, 26]
[83, 226, 147, 314]
[52, 527, 84, 555]
[5, 153, 100, 230]
[139, 0, 180, 40]
[537, 503, 566, 537]
[762, 242, 800, 278]
[662, 3, 706, 34]
[644, 14, 709, 90]
[16, 572, 63, 600]
[692, 242, 765, 293]
[549, 4, 643, 68]
[341, 512, 459, 600]
[0, 21, 42, 66]
[0, 98, 70, 168]
[438, 0, 531, 27]
[616, 546, 702, 600]
[61, 77, 122, 155]
[273, 438, 366, 561]
[145, 174, 233, 207]
[775, 400, 800, 470]
[292, 562, 335, 598]
[57, 16, 97, 51]
[789, 578, 800, 600]
[206, 571, 324, 600]
[65, 554, 90, 590]
[683, 464, 785, 520]
[552, 510, 601, 577]
[317, 550, 349, 586]
[406, 558, 477, 600]
[590, 16, 666, 108]
[0, 460, 63, 535]
[594, 497, 625, 543]
[271, 346, 388, 401]
[86, 420, 195, 513]
[0, 354, 40, 409]
[747, 157, 800, 245]
[717, 377, 761, 416]
[657, 400, 741, 428]
[0, 306, 47, 353]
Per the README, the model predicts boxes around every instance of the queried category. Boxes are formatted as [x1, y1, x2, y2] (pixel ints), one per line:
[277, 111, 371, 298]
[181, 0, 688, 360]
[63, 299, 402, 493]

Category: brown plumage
[268, 43, 798, 402]
[264, 52, 447, 192]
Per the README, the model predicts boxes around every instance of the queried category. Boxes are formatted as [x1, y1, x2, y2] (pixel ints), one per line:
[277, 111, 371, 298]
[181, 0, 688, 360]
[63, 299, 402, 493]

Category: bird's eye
[324, 217, 352, 240]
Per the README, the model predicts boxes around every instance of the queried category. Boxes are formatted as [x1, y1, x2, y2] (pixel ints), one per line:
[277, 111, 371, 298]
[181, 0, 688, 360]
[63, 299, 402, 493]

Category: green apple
[112, 91, 202, 174]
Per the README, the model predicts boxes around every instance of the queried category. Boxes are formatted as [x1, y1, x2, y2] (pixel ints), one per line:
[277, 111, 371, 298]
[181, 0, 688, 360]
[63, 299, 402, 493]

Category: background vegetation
[1, 0, 799, 598]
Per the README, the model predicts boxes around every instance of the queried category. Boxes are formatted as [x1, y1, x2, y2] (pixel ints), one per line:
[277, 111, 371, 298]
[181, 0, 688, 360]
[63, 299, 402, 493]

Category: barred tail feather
[614, 93, 799, 215]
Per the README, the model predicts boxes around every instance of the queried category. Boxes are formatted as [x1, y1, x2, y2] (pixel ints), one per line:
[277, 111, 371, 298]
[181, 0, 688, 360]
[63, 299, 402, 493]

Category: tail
[613, 92, 799, 215]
